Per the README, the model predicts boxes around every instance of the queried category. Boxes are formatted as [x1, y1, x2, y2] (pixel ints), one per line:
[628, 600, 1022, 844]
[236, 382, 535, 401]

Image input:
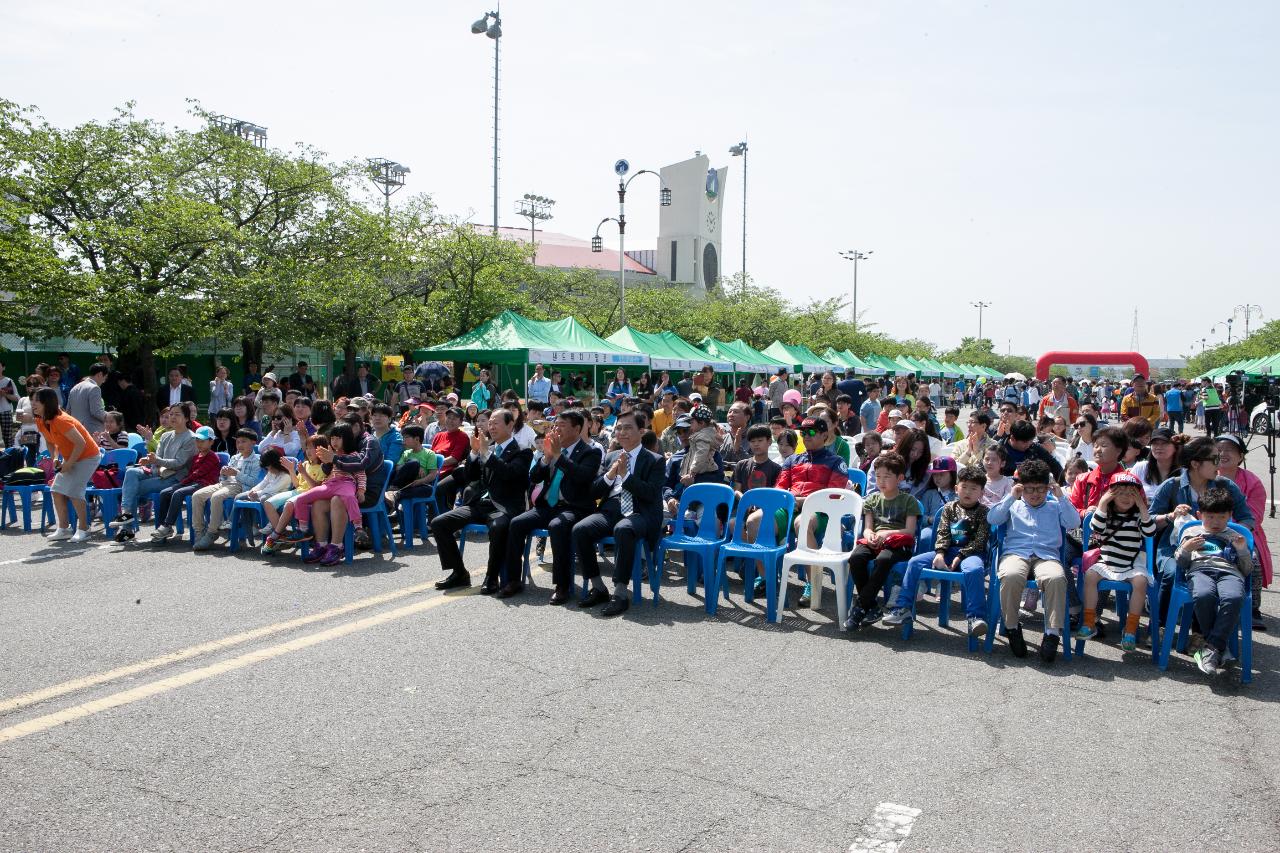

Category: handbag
[91, 464, 123, 489]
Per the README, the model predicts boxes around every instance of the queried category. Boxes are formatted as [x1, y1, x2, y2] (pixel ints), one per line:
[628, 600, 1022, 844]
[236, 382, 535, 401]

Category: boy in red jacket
[152, 426, 220, 541]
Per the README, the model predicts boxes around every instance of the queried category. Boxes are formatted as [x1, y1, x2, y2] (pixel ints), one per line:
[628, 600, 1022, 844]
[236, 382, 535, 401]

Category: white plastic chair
[774, 488, 864, 625]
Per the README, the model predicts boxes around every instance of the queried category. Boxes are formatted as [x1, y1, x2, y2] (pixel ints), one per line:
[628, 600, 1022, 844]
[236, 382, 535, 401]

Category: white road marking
[849, 803, 922, 853]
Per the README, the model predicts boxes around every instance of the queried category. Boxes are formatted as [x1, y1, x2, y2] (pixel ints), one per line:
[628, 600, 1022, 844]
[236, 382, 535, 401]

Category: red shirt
[182, 450, 222, 487]
[431, 429, 470, 472]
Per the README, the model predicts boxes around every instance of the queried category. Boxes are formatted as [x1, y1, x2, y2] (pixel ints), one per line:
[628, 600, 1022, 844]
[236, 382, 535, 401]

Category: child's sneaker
[1194, 647, 1221, 677]
[1120, 632, 1137, 651]
[258, 524, 273, 536]
[861, 606, 885, 627]
[797, 583, 813, 608]
[150, 525, 174, 541]
[303, 543, 328, 564]
[751, 575, 766, 596]
[107, 512, 134, 530]
[1074, 624, 1096, 641]
[882, 607, 912, 626]
[319, 543, 343, 566]
[843, 606, 866, 632]
[193, 534, 216, 551]
[283, 529, 313, 545]
[967, 616, 988, 637]
[259, 535, 281, 555]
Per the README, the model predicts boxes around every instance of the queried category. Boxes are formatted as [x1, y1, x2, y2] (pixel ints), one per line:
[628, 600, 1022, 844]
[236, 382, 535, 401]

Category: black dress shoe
[548, 587, 572, 606]
[479, 579, 501, 595]
[435, 570, 471, 591]
[578, 588, 610, 609]
[602, 595, 630, 617]
[1007, 624, 1028, 658]
[1039, 633, 1060, 664]
[498, 582, 524, 598]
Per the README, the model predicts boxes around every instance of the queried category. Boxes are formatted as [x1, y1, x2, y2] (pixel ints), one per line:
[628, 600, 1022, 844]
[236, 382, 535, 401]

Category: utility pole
[970, 301, 992, 341]
[514, 194, 555, 263]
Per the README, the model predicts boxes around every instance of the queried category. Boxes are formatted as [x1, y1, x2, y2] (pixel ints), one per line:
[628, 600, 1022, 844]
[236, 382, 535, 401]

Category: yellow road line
[0, 589, 475, 745]
[0, 579, 447, 715]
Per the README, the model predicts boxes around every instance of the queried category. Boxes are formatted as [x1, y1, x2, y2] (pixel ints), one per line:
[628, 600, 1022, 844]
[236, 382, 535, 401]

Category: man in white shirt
[526, 363, 553, 407]
[570, 411, 666, 616]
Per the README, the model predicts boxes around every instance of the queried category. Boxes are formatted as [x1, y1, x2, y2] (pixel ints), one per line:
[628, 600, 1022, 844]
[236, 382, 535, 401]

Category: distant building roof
[488, 226, 656, 275]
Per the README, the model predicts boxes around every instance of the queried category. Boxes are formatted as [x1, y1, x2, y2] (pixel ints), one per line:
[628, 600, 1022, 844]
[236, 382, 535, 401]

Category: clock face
[705, 210, 717, 233]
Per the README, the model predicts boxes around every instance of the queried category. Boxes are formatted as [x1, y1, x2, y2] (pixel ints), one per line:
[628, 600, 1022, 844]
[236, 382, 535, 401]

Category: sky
[3, 0, 1277, 360]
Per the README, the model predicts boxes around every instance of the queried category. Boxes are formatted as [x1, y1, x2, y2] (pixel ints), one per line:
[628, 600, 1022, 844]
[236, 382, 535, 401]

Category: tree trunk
[241, 335, 264, 371]
[118, 342, 160, 426]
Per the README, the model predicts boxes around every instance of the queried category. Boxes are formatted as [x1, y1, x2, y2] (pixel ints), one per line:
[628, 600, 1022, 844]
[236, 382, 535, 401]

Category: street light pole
[730, 141, 748, 281]
[839, 250, 872, 331]
[593, 166, 671, 327]
[367, 158, 410, 221]
[470, 10, 503, 233]
[514, 194, 555, 263]
[1234, 303, 1263, 338]
[970, 301, 992, 341]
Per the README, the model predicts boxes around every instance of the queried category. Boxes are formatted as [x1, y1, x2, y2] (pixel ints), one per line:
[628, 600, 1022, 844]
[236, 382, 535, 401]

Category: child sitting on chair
[1075, 471, 1156, 651]
[845, 451, 920, 631]
[1173, 487, 1253, 677]
[884, 464, 990, 638]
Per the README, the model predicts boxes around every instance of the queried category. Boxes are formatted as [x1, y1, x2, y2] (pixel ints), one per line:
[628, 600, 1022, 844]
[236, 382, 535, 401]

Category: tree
[0, 100, 347, 418]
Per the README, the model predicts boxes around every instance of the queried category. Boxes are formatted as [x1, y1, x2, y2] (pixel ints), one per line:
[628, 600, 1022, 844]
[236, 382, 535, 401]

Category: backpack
[4, 467, 47, 486]
[0, 447, 25, 480]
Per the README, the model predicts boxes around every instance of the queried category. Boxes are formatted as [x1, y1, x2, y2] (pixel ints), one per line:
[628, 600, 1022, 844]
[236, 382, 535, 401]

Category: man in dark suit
[430, 409, 532, 593]
[505, 409, 603, 603]
[158, 367, 196, 408]
[571, 410, 665, 616]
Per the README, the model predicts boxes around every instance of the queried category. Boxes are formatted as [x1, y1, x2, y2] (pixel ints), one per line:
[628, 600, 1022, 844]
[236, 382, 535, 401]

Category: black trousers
[507, 503, 586, 590]
[434, 466, 467, 511]
[572, 499, 656, 585]
[429, 501, 510, 580]
[850, 543, 913, 611]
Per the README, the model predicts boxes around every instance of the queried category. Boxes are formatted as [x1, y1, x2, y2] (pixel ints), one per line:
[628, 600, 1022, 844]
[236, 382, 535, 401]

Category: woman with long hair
[895, 427, 932, 498]
[34, 386, 103, 542]
[1130, 428, 1186, 501]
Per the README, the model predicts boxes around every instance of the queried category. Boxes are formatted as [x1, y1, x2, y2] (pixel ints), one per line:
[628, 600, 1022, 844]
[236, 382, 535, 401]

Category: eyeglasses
[1021, 485, 1050, 493]
[800, 429, 821, 438]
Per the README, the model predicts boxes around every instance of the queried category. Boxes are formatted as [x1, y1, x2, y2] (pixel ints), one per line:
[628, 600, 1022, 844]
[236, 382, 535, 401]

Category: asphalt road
[1, 434, 1278, 852]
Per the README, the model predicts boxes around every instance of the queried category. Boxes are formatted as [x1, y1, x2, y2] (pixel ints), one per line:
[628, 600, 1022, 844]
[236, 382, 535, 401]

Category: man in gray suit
[66, 363, 109, 434]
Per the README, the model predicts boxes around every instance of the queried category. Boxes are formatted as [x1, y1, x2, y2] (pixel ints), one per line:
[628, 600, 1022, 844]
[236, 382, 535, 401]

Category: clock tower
[655, 153, 727, 294]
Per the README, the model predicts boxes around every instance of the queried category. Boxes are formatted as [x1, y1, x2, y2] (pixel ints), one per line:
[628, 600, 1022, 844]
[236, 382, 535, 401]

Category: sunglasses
[1074, 421, 1088, 428]
[801, 429, 820, 438]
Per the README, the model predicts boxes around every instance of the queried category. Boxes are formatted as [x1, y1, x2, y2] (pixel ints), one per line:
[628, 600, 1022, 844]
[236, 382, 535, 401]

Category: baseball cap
[689, 392, 704, 402]
[193, 426, 215, 441]
[445, 392, 459, 403]
[928, 457, 957, 474]
[1105, 471, 1142, 491]
[887, 409, 904, 420]
[348, 397, 370, 410]
[1149, 427, 1175, 443]
[673, 415, 693, 429]
[799, 417, 828, 434]
[1132, 373, 1147, 381]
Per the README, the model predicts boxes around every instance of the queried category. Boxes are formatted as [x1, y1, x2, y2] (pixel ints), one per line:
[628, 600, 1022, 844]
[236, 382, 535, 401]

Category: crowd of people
[8, 355, 1270, 677]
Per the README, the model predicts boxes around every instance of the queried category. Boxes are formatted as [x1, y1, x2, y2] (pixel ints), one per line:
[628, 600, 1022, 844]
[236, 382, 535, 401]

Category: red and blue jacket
[776, 445, 849, 499]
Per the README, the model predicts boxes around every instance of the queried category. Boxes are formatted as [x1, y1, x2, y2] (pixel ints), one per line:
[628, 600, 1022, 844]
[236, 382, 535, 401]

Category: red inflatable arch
[1035, 351, 1149, 381]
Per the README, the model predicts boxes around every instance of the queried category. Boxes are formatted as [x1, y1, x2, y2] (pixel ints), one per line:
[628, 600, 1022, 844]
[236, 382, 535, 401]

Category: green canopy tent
[918, 357, 960, 379]
[698, 337, 784, 375]
[420, 310, 648, 397]
[863, 354, 906, 374]
[762, 341, 839, 374]
[606, 326, 732, 373]
[824, 349, 885, 376]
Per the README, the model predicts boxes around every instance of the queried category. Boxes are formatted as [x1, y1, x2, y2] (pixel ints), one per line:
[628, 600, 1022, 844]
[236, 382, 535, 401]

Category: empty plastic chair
[775, 488, 864, 625]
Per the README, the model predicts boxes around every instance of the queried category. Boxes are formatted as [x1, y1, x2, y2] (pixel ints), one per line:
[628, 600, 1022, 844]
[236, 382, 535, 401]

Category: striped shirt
[1090, 505, 1156, 570]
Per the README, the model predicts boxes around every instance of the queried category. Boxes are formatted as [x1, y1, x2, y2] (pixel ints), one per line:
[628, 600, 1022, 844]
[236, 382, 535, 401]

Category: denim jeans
[893, 548, 987, 618]
[120, 467, 176, 515]
[1190, 569, 1246, 654]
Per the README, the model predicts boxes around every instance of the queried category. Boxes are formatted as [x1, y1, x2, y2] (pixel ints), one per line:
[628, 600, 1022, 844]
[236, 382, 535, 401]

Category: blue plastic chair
[2, 482, 53, 532]
[595, 534, 659, 604]
[710, 488, 796, 619]
[81, 448, 138, 525]
[654, 483, 736, 604]
[1072, 510, 1158, 660]
[519, 527, 552, 587]
[846, 468, 868, 495]
[1158, 520, 1254, 683]
[984, 525, 1074, 660]
[176, 453, 235, 542]
[398, 478, 442, 550]
[883, 498, 931, 603]
[897, 508, 993, 653]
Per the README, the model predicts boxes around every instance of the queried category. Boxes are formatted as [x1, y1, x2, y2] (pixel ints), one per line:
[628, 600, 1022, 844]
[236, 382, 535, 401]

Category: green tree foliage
[1184, 319, 1280, 378]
